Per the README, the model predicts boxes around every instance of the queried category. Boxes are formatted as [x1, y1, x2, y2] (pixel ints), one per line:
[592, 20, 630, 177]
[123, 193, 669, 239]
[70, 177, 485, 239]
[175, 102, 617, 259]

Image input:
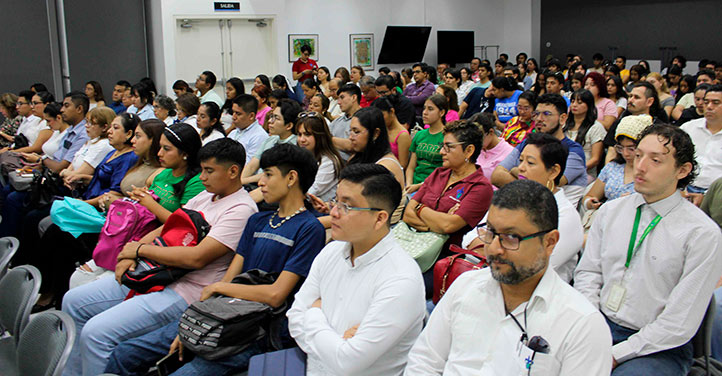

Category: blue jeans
[61, 275, 188, 376]
[607, 318, 693, 375]
[106, 320, 265, 376]
[712, 287, 722, 362]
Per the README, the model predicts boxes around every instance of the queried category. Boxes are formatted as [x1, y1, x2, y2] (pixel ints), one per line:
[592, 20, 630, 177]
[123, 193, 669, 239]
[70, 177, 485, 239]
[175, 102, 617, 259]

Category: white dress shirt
[288, 232, 425, 376]
[198, 89, 225, 108]
[681, 118, 722, 189]
[460, 189, 583, 283]
[574, 191, 722, 362]
[16, 115, 46, 144]
[404, 267, 612, 375]
[307, 155, 338, 202]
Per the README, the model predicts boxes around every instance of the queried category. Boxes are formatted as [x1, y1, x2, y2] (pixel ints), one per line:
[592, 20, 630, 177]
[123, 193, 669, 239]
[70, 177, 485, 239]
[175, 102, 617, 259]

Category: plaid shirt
[501, 116, 537, 147]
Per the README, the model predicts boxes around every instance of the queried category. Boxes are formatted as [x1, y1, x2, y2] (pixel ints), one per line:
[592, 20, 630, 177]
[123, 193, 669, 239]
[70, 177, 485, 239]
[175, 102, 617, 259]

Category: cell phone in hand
[155, 349, 192, 376]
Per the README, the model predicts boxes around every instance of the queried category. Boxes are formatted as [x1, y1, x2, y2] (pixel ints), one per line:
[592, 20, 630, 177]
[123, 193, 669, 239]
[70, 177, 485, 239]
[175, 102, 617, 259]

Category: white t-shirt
[17, 116, 48, 144]
[71, 138, 114, 170]
[308, 155, 338, 202]
[41, 129, 66, 157]
[201, 129, 225, 146]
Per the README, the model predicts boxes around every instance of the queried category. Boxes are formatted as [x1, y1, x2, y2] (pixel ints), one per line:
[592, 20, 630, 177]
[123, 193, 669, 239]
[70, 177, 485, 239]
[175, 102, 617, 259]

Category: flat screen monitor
[437, 30, 475, 64]
[377, 26, 432, 64]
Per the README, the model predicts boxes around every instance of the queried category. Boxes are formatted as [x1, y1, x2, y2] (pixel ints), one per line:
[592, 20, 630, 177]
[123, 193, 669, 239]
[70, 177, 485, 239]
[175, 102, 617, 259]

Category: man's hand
[169, 335, 185, 361]
[200, 282, 220, 301]
[343, 324, 360, 339]
[117, 241, 142, 261]
[307, 193, 329, 214]
[682, 190, 704, 207]
[115, 259, 137, 284]
[311, 298, 322, 308]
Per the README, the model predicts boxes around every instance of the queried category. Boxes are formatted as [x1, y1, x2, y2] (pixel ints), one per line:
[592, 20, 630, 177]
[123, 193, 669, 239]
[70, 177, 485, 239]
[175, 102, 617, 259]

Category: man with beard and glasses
[404, 180, 612, 375]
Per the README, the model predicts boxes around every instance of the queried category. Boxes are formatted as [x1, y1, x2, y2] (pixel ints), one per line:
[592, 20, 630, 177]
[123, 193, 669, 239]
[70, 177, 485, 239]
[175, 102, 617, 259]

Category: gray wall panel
[540, 0, 722, 64]
[63, 0, 148, 100]
[0, 0, 58, 95]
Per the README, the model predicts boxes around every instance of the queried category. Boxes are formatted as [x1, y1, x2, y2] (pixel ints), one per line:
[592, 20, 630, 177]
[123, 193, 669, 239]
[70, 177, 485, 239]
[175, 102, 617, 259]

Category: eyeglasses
[16, 101, 29, 106]
[31, 101, 43, 106]
[614, 144, 637, 154]
[298, 111, 320, 119]
[441, 141, 465, 152]
[476, 223, 553, 250]
[329, 199, 383, 216]
[532, 111, 555, 118]
[517, 105, 532, 111]
[267, 114, 282, 123]
[412, 70, 423, 74]
[376, 88, 391, 96]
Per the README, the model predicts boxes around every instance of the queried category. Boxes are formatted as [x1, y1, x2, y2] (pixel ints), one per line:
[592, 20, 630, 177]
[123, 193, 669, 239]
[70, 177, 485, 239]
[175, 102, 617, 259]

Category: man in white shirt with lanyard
[575, 124, 722, 375]
[405, 179, 612, 375]
[288, 164, 425, 375]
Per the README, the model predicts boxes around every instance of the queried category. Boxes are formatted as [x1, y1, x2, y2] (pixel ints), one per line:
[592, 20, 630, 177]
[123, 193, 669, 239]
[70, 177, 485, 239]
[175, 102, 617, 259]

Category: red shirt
[415, 166, 493, 247]
[292, 58, 318, 83]
[359, 95, 377, 108]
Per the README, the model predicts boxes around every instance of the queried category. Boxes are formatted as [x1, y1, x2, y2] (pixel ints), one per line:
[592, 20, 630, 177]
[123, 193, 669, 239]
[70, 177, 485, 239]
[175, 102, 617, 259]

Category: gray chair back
[16, 311, 76, 376]
[0, 237, 19, 279]
[692, 295, 717, 359]
[0, 265, 41, 345]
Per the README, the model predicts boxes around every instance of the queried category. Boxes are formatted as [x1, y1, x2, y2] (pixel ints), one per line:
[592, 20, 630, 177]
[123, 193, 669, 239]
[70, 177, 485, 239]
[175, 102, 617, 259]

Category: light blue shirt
[136, 104, 155, 121]
[199, 89, 225, 108]
[52, 119, 89, 163]
[228, 121, 269, 164]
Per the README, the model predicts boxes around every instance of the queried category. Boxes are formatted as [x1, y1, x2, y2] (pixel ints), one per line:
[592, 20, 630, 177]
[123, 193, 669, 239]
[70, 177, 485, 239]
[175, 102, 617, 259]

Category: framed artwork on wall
[288, 34, 319, 62]
[350, 33, 374, 70]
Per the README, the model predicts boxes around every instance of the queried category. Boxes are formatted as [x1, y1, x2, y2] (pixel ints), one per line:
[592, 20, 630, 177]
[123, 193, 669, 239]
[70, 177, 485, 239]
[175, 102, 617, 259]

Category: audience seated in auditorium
[62, 137, 259, 376]
[251, 84, 272, 126]
[359, 75, 378, 108]
[407, 179, 612, 374]
[242, 99, 301, 199]
[436, 84, 460, 123]
[85, 81, 106, 110]
[329, 84, 362, 161]
[0, 93, 22, 148]
[194, 70, 224, 108]
[129, 82, 155, 120]
[403, 63, 436, 123]
[406, 94, 448, 193]
[575, 124, 722, 375]
[604, 81, 668, 164]
[583, 114, 651, 214]
[646, 72, 675, 117]
[672, 70, 714, 121]
[300, 78, 320, 110]
[676, 84, 709, 126]
[108, 80, 131, 114]
[3, 90, 52, 154]
[500, 90, 537, 147]
[493, 94, 587, 206]
[373, 96, 411, 169]
[220, 77, 245, 130]
[296, 112, 343, 203]
[680, 84, 722, 205]
[227, 94, 267, 163]
[584, 72, 618, 130]
[375, 75, 416, 129]
[196, 102, 225, 146]
[564, 89, 607, 179]
[307, 92, 333, 126]
[104, 142, 323, 376]
[289, 163, 424, 375]
[404, 120, 493, 296]
[175, 92, 200, 131]
[472, 113, 514, 188]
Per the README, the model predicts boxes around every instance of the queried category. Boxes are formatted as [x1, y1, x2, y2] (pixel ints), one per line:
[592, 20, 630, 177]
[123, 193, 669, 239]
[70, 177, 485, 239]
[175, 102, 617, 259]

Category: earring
[183, 156, 187, 160]
[546, 179, 555, 191]
[465, 158, 469, 163]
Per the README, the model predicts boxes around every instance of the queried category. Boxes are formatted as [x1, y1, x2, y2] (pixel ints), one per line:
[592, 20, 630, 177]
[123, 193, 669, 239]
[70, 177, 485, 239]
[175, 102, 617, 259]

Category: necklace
[268, 206, 306, 229]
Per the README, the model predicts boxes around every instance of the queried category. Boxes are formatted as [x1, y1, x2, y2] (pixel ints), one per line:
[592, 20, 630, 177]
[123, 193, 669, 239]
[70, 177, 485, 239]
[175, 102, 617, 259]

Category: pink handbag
[92, 198, 158, 270]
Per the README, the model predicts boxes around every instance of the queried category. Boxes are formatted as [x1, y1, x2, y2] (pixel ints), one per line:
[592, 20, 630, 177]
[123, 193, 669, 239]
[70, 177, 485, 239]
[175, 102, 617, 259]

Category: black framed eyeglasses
[329, 199, 383, 216]
[476, 223, 553, 250]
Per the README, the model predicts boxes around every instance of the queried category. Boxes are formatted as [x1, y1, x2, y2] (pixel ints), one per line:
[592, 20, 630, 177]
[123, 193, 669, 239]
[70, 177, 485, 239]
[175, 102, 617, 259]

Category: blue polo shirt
[52, 119, 89, 163]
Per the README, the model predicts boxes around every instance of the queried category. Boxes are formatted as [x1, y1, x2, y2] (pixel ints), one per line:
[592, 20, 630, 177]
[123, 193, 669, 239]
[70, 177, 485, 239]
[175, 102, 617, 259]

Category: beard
[543, 123, 561, 136]
[487, 253, 547, 285]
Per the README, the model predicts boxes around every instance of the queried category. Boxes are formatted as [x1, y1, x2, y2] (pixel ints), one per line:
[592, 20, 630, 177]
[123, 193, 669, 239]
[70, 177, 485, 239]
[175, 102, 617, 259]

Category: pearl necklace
[268, 206, 306, 229]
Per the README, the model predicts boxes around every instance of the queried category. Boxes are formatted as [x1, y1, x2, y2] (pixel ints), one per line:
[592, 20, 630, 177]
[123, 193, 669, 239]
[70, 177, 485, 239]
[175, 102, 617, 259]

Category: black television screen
[437, 31, 475, 64]
[378, 26, 432, 64]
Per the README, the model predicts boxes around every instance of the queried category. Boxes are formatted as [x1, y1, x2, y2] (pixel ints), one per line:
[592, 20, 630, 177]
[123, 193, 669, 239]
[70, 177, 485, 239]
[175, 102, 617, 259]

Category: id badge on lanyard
[605, 207, 661, 312]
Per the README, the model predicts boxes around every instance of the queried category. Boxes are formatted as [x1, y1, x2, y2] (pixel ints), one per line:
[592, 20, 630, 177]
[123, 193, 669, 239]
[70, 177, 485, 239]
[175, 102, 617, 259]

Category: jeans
[712, 287, 722, 362]
[106, 320, 265, 376]
[607, 318, 693, 375]
[61, 275, 188, 376]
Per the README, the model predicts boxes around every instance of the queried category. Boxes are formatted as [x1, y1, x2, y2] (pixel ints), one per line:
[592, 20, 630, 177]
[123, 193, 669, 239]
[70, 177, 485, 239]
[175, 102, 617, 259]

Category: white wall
[147, 0, 537, 95]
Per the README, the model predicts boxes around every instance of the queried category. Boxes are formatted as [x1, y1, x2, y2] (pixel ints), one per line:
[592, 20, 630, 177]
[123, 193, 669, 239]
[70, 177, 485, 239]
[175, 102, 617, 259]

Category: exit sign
[214, 2, 240, 11]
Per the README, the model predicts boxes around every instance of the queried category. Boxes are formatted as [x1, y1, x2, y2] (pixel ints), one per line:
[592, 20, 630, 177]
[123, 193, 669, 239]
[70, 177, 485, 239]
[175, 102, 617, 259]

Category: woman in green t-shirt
[406, 94, 448, 194]
[129, 123, 204, 222]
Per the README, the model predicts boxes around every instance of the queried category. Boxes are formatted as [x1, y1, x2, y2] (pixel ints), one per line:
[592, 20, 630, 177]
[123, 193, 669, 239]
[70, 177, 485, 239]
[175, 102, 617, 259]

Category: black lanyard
[506, 303, 529, 345]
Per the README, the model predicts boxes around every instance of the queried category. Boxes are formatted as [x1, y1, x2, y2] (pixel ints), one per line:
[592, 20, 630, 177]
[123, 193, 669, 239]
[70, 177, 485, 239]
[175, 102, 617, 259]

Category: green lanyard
[625, 206, 662, 268]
